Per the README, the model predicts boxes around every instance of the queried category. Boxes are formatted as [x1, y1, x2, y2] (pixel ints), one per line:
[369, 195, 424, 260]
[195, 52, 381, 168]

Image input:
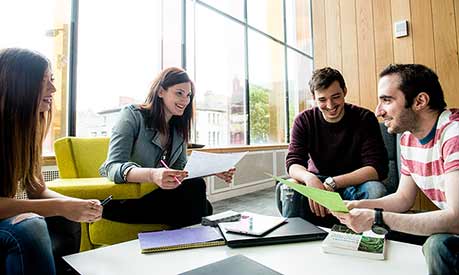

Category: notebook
[219, 212, 287, 236]
[138, 226, 225, 253]
[218, 217, 327, 248]
[178, 254, 282, 275]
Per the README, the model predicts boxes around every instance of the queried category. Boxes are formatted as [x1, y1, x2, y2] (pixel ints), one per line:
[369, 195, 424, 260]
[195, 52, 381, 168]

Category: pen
[100, 195, 113, 206]
[159, 159, 182, 185]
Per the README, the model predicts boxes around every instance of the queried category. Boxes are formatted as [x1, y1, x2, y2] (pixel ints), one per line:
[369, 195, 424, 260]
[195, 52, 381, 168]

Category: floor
[211, 186, 281, 217]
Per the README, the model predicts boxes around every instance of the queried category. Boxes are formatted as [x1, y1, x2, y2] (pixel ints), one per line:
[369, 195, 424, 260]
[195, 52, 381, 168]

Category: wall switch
[394, 20, 408, 38]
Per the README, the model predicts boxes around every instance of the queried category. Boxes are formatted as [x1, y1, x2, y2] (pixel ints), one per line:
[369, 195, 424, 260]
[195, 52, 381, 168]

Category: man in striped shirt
[333, 64, 459, 275]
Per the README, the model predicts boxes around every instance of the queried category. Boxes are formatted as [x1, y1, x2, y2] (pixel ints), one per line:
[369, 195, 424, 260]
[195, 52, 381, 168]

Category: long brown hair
[0, 48, 52, 197]
[140, 67, 195, 142]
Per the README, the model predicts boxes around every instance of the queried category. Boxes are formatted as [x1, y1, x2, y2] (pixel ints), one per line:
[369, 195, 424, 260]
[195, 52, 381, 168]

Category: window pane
[189, 4, 247, 147]
[247, 0, 284, 41]
[76, 1, 161, 137]
[287, 49, 313, 131]
[286, 0, 312, 55]
[163, 0, 182, 68]
[0, 0, 71, 155]
[248, 30, 286, 144]
[200, 0, 244, 20]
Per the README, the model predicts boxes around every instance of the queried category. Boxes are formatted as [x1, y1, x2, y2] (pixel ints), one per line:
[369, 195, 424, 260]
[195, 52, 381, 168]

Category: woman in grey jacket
[100, 67, 234, 227]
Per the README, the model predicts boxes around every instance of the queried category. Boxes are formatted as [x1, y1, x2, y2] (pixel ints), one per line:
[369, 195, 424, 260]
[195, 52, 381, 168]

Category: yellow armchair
[47, 137, 169, 251]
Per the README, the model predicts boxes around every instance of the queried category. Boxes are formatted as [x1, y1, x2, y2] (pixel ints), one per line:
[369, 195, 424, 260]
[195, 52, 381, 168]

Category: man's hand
[332, 208, 374, 233]
[304, 176, 328, 217]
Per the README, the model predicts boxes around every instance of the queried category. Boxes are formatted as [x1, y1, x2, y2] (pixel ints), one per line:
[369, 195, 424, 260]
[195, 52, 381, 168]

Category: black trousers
[102, 177, 212, 228]
[45, 216, 81, 275]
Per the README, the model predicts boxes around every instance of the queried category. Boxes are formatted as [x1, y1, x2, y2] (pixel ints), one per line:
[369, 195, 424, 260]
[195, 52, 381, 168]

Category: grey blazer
[99, 104, 187, 183]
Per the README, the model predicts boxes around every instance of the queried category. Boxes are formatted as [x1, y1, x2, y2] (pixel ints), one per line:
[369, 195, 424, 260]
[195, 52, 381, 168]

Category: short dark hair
[309, 67, 346, 96]
[379, 64, 446, 111]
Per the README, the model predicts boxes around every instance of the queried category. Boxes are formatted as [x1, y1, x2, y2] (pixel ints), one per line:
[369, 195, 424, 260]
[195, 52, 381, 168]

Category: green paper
[272, 175, 349, 213]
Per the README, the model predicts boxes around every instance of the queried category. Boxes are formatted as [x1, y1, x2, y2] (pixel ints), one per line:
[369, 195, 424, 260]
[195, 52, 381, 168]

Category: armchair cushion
[47, 178, 157, 200]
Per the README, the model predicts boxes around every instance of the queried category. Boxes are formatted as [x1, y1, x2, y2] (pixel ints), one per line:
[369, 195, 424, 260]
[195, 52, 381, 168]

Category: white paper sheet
[184, 151, 247, 179]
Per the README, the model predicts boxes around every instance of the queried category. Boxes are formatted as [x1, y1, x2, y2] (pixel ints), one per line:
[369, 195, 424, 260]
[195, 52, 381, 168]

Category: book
[219, 217, 327, 248]
[322, 224, 386, 260]
[178, 254, 282, 275]
[219, 211, 287, 236]
[138, 226, 225, 253]
[201, 210, 241, 227]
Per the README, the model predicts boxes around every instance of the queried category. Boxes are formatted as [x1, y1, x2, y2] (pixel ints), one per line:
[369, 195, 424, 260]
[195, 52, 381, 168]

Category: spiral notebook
[138, 226, 225, 253]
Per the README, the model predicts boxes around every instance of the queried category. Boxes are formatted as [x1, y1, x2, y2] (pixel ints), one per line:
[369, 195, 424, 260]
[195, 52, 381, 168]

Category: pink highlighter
[160, 159, 182, 185]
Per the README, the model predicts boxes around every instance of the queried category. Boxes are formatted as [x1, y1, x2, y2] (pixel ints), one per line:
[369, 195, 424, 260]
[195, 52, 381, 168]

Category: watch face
[371, 224, 389, 235]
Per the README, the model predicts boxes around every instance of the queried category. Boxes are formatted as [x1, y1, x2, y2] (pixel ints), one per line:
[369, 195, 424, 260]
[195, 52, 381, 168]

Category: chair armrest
[47, 177, 158, 200]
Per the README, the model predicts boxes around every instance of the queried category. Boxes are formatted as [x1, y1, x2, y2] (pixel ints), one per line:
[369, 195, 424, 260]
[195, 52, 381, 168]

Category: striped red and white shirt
[400, 109, 459, 210]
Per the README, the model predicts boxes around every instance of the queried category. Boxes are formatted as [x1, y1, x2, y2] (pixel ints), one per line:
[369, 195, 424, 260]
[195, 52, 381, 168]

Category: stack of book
[322, 224, 386, 260]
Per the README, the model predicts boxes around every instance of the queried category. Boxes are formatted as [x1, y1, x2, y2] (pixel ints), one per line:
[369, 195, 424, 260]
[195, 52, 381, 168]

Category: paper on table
[184, 151, 247, 179]
[271, 175, 349, 213]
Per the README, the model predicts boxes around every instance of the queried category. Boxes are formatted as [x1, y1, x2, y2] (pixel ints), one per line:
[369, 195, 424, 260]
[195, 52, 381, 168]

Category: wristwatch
[324, 177, 337, 191]
[371, 208, 390, 235]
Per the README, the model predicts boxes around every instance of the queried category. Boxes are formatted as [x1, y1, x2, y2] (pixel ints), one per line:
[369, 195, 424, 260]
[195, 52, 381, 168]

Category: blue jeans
[277, 177, 386, 227]
[423, 234, 459, 275]
[0, 215, 55, 275]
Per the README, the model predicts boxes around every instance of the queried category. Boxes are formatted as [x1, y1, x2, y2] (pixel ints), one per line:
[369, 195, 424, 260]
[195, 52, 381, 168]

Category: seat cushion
[47, 178, 158, 200]
[88, 219, 170, 246]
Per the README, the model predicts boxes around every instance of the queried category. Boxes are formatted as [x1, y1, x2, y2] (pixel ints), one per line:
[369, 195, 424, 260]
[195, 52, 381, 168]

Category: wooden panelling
[431, 0, 459, 107]
[312, 0, 459, 111]
[411, 0, 435, 69]
[373, 0, 394, 75]
[325, 0, 342, 70]
[312, 0, 327, 68]
[390, 0, 414, 63]
[356, 0, 377, 109]
[340, 0, 360, 104]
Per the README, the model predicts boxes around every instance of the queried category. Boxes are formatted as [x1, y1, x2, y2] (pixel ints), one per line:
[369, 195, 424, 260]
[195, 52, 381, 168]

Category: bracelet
[122, 166, 135, 182]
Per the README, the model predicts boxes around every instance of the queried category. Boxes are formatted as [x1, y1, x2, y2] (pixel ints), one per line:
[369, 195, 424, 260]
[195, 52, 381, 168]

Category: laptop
[218, 217, 328, 248]
[219, 212, 287, 236]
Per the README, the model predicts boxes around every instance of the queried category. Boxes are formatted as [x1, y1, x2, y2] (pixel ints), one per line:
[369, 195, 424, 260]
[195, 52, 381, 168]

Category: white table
[64, 237, 428, 275]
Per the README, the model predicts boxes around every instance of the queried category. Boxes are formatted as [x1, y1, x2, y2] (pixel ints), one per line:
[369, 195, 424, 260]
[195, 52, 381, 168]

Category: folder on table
[218, 217, 327, 248]
[138, 226, 225, 253]
[179, 254, 282, 275]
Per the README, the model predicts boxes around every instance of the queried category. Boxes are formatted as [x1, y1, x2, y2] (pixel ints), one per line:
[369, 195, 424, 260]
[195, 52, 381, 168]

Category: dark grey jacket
[99, 104, 187, 183]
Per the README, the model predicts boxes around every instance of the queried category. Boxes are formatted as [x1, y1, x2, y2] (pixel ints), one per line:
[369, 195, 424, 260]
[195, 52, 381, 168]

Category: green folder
[272, 175, 349, 213]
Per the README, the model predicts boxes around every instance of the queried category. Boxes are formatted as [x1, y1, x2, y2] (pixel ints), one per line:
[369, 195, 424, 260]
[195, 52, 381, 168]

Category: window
[248, 29, 286, 144]
[0, 0, 71, 156]
[5, 0, 313, 154]
[186, 0, 313, 146]
[76, 0, 162, 137]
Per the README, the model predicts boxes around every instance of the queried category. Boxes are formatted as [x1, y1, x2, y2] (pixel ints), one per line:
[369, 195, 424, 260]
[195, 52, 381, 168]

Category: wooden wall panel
[390, 0, 414, 63]
[373, 0, 394, 76]
[431, 0, 459, 107]
[325, 0, 342, 70]
[340, 0, 360, 105]
[411, 0, 435, 69]
[312, 0, 327, 69]
[356, 0, 377, 109]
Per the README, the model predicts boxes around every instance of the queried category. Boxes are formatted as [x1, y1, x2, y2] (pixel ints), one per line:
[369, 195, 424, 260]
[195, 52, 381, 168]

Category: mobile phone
[100, 195, 113, 206]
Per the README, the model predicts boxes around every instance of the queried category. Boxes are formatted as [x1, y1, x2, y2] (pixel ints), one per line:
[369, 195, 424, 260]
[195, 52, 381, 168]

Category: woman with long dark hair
[100, 67, 235, 227]
[0, 48, 103, 274]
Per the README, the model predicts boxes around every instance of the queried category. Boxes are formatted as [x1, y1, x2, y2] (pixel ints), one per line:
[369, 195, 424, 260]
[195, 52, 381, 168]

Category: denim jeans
[277, 176, 387, 227]
[423, 234, 459, 275]
[0, 215, 55, 275]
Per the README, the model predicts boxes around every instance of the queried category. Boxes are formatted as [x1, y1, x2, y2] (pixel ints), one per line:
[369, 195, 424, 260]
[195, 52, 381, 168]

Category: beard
[389, 107, 417, 134]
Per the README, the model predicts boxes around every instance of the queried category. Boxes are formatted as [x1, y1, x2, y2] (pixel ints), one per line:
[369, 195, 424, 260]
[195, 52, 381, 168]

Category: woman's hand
[215, 167, 236, 183]
[59, 198, 103, 223]
[149, 168, 188, 189]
